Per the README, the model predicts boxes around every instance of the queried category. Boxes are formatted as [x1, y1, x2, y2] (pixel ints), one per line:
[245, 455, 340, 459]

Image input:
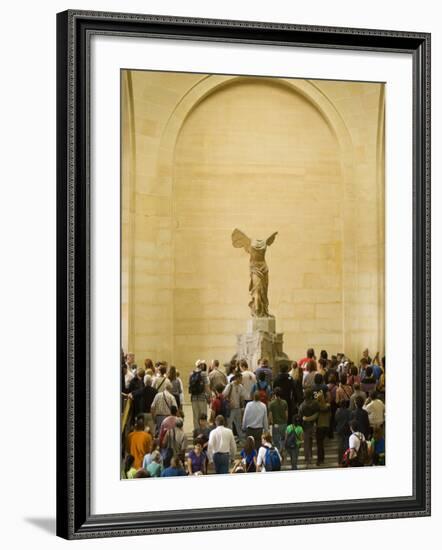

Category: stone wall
[122, 70, 385, 381]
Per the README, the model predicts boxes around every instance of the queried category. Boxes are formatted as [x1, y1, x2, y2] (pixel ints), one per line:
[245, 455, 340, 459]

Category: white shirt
[124, 370, 134, 390]
[257, 444, 282, 472]
[363, 399, 385, 426]
[241, 370, 257, 400]
[349, 432, 366, 452]
[207, 426, 237, 462]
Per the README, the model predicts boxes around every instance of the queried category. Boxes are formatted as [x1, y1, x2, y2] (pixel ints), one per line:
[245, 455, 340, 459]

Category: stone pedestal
[234, 317, 289, 373]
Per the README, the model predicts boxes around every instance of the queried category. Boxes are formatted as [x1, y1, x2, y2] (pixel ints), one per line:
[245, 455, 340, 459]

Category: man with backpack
[348, 419, 369, 467]
[189, 359, 210, 431]
[252, 371, 272, 405]
[257, 432, 281, 472]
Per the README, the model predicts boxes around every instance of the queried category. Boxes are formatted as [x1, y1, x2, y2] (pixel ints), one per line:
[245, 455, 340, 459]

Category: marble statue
[232, 228, 278, 318]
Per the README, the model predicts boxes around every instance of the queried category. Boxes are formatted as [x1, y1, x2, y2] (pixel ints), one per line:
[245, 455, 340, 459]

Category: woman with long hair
[122, 454, 137, 479]
[232, 436, 257, 473]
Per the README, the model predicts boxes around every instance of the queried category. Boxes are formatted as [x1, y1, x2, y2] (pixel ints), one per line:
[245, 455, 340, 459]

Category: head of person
[200, 362, 208, 372]
[293, 415, 302, 426]
[233, 372, 242, 384]
[291, 361, 298, 371]
[212, 359, 220, 369]
[260, 357, 269, 368]
[215, 415, 225, 427]
[314, 373, 324, 385]
[144, 375, 152, 387]
[350, 365, 359, 376]
[355, 395, 365, 409]
[215, 383, 225, 395]
[135, 416, 145, 431]
[136, 367, 145, 380]
[363, 348, 370, 359]
[194, 442, 203, 455]
[198, 413, 208, 427]
[239, 359, 249, 371]
[318, 358, 327, 371]
[280, 363, 289, 374]
[134, 468, 150, 478]
[304, 388, 314, 401]
[370, 390, 378, 400]
[244, 436, 255, 455]
[360, 357, 369, 368]
[365, 366, 373, 378]
[151, 450, 161, 463]
[159, 364, 167, 377]
[340, 373, 348, 385]
[169, 405, 178, 417]
[168, 365, 177, 381]
[126, 352, 135, 365]
[307, 359, 317, 373]
[320, 349, 328, 361]
[253, 391, 261, 402]
[170, 456, 182, 469]
[163, 380, 173, 393]
[307, 348, 315, 359]
[350, 419, 359, 433]
[144, 358, 154, 371]
[331, 355, 338, 368]
[261, 432, 273, 446]
[273, 386, 281, 399]
[124, 454, 134, 473]
[329, 372, 338, 384]
[353, 382, 361, 392]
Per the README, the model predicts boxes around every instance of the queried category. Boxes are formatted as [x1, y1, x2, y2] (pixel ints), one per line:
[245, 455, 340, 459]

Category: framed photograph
[56, 10, 431, 539]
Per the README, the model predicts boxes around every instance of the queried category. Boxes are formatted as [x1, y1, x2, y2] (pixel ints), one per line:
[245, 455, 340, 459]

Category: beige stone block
[315, 303, 342, 319]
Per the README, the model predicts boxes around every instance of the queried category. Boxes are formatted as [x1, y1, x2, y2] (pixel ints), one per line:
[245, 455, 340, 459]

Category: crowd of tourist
[121, 348, 386, 479]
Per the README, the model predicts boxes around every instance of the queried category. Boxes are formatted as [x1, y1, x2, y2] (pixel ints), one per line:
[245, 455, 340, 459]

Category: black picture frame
[56, 9, 431, 540]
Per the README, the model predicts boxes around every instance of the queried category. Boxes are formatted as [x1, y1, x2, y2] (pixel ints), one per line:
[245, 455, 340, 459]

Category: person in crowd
[125, 352, 137, 374]
[324, 357, 338, 384]
[175, 370, 185, 410]
[298, 348, 316, 370]
[351, 395, 370, 439]
[134, 469, 150, 478]
[122, 363, 134, 391]
[122, 454, 137, 479]
[161, 418, 187, 468]
[347, 364, 361, 387]
[127, 367, 145, 426]
[146, 450, 162, 477]
[232, 436, 257, 473]
[257, 432, 281, 472]
[252, 371, 272, 405]
[302, 359, 318, 389]
[359, 357, 369, 379]
[144, 358, 154, 373]
[335, 400, 352, 464]
[189, 359, 210, 431]
[223, 372, 247, 441]
[363, 391, 385, 431]
[160, 456, 186, 477]
[371, 352, 383, 380]
[311, 373, 329, 399]
[208, 359, 228, 391]
[242, 391, 269, 449]
[239, 360, 256, 405]
[128, 374, 157, 435]
[289, 361, 300, 381]
[126, 416, 153, 469]
[377, 356, 386, 400]
[267, 387, 288, 455]
[335, 373, 353, 406]
[348, 419, 368, 467]
[361, 366, 377, 395]
[349, 383, 366, 411]
[193, 413, 213, 454]
[153, 364, 168, 391]
[187, 441, 207, 475]
[167, 366, 182, 411]
[226, 360, 238, 383]
[284, 415, 303, 470]
[362, 348, 372, 365]
[326, 371, 338, 438]
[255, 357, 273, 385]
[142, 439, 160, 470]
[207, 415, 237, 474]
[273, 363, 297, 423]
[298, 389, 320, 466]
[210, 384, 228, 423]
[370, 426, 385, 466]
[151, 380, 177, 436]
[158, 405, 179, 446]
[315, 391, 331, 466]
[317, 358, 327, 378]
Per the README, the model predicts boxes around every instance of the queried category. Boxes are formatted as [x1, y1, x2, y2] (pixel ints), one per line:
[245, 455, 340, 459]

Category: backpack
[355, 433, 369, 465]
[264, 446, 281, 471]
[189, 370, 205, 395]
[257, 380, 269, 404]
[285, 427, 297, 449]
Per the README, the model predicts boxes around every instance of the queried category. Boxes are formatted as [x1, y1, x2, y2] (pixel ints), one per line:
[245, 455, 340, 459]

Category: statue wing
[266, 231, 278, 246]
[232, 228, 251, 251]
